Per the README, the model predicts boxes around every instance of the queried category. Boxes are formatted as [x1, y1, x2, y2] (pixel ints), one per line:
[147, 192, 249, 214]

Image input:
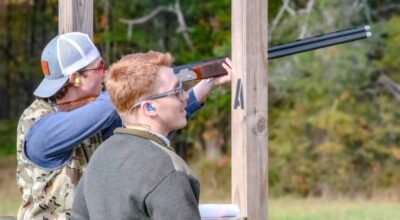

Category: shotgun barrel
[268, 25, 369, 53]
[174, 25, 372, 81]
[269, 28, 371, 59]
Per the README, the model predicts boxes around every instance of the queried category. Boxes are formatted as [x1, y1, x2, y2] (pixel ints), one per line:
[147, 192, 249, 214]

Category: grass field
[2, 157, 400, 219]
[3, 196, 400, 219]
[269, 197, 400, 220]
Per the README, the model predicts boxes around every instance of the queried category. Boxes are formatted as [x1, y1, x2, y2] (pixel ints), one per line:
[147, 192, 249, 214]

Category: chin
[175, 119, 187, 130]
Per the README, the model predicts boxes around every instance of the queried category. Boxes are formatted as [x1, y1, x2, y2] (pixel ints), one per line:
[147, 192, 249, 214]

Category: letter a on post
[234, 79, 244, 109]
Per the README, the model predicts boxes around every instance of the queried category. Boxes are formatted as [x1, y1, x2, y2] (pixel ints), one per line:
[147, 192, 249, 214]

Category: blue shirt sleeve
[26, 89, 202, 169]
[25, 92, 122, 169]
[185, 89, 203, 120]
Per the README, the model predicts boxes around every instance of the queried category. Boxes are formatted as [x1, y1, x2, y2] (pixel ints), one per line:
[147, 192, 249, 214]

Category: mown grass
[2, 122, 400, 219]
[190, 158, 400, 220]
[2, 154, 400, 220]
[3, 195, 400, 220]
[269, 197, 400, 220]
[0, 202, 19, 217]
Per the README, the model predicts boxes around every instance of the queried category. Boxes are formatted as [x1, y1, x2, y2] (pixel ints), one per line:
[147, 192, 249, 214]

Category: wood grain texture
[59, 0, 93, 37]
[231, 0, 268, 219]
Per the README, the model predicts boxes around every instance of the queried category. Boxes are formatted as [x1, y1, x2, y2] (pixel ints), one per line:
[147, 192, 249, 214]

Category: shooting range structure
[59, 1, 372, 219]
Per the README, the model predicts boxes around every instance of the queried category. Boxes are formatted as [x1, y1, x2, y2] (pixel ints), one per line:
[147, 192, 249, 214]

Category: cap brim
[33, 76, 69, 98]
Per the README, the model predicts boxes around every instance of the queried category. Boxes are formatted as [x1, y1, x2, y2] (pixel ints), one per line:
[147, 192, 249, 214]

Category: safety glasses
[131, 80, 184, 109]
[79, 60, 107, 75]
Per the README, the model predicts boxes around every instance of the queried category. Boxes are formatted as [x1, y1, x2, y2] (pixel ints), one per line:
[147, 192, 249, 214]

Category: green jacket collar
[114, 128, 174, 151]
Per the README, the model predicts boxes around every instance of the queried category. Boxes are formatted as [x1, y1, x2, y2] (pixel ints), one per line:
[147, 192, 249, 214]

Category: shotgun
[174, 25, 372, 82]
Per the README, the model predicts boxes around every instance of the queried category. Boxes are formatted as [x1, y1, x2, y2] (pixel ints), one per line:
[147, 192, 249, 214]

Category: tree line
[2, 0, 400, 197]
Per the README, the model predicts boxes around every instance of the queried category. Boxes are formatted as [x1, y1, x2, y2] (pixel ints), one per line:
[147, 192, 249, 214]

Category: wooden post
[231, 0, 268, 219]
[58, 0, 93, 37]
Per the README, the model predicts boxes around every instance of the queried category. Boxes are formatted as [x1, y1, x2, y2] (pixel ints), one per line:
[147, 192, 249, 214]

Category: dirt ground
[0, 157, 19, 216]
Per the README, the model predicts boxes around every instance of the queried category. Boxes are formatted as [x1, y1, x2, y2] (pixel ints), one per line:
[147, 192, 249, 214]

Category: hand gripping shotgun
[174, 25, 372, 82]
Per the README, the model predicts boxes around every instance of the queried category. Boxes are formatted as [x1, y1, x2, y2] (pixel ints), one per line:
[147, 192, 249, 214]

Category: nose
[99, 59, 107, 77]
[99, 68, 106, 77]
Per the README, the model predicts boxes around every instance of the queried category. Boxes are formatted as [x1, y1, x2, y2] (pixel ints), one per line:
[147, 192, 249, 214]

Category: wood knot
[251, 114, 267, 135]
[256, 117, 266, 133]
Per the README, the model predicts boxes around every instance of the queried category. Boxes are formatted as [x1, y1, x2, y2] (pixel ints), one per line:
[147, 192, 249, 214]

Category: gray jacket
[72, 128, 201, 220]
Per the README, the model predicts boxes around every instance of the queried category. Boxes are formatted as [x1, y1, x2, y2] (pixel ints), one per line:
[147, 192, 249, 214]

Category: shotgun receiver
[174, 25, 372, 82]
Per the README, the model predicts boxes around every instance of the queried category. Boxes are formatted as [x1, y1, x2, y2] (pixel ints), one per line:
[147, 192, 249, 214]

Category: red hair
[105, 50, 173, 113]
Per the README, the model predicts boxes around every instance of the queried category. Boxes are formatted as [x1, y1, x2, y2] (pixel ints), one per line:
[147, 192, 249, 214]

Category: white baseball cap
[34, 32, 100, 98]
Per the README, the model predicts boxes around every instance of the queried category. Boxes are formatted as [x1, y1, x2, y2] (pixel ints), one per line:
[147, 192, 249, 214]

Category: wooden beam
[231, 0, 268, 219]
[58, 0, 93, 37]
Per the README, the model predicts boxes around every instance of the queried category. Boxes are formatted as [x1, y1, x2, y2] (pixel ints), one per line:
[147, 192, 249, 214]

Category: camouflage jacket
[16, 99, 102, 220]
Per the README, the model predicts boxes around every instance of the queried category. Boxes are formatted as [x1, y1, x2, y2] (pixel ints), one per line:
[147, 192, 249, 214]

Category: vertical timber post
[231, 0, 268, 219]
[59, 0, 93, 37]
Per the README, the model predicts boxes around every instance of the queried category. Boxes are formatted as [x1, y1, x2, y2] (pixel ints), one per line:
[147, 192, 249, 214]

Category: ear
[69, 73, 81, 86]
[146, 103, 155, 111]
[141, 102, 157, 117]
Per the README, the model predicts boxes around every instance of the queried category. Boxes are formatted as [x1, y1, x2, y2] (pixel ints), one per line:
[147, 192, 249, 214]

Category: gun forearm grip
[191, 58, 228, 79]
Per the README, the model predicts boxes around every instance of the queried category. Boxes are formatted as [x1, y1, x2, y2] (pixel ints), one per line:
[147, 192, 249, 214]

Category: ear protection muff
[74, 77, 80, 85]
[146, 104, 154, 111]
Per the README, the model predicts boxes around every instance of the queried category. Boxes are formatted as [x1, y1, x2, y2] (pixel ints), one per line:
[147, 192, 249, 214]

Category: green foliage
[268, 0, 400, 197]
[0, 1, 57, 119]
[3, 0, 400, 199]
[0, 120, 17, 156]
[176, 86, 231, 161]
[372, 17, 400, 77]
[191, 157, 231, 203]
[94, 0, 231, 64]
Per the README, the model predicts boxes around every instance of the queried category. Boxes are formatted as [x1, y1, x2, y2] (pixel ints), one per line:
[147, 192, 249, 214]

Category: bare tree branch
[269, 0, 296, 40]
[120, 6, 174, 40]
[119, 0, 194, 51]
[372, 3, 400, 16]
[351, 0, 363, 12]
[174, 0, 194, 51]
[269, 0, 316, 40]
[379, 74, 400, 102]
[285, 0, 296, 16]
[360, 0, 372, 24]
[298, 0, 314, 38]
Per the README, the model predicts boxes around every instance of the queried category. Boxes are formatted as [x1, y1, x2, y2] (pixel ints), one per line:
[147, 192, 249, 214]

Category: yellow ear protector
[74, 77, 80, 85]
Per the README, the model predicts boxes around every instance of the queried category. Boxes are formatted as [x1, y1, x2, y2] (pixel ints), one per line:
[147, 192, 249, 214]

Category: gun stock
[175, 25, 372, 82]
